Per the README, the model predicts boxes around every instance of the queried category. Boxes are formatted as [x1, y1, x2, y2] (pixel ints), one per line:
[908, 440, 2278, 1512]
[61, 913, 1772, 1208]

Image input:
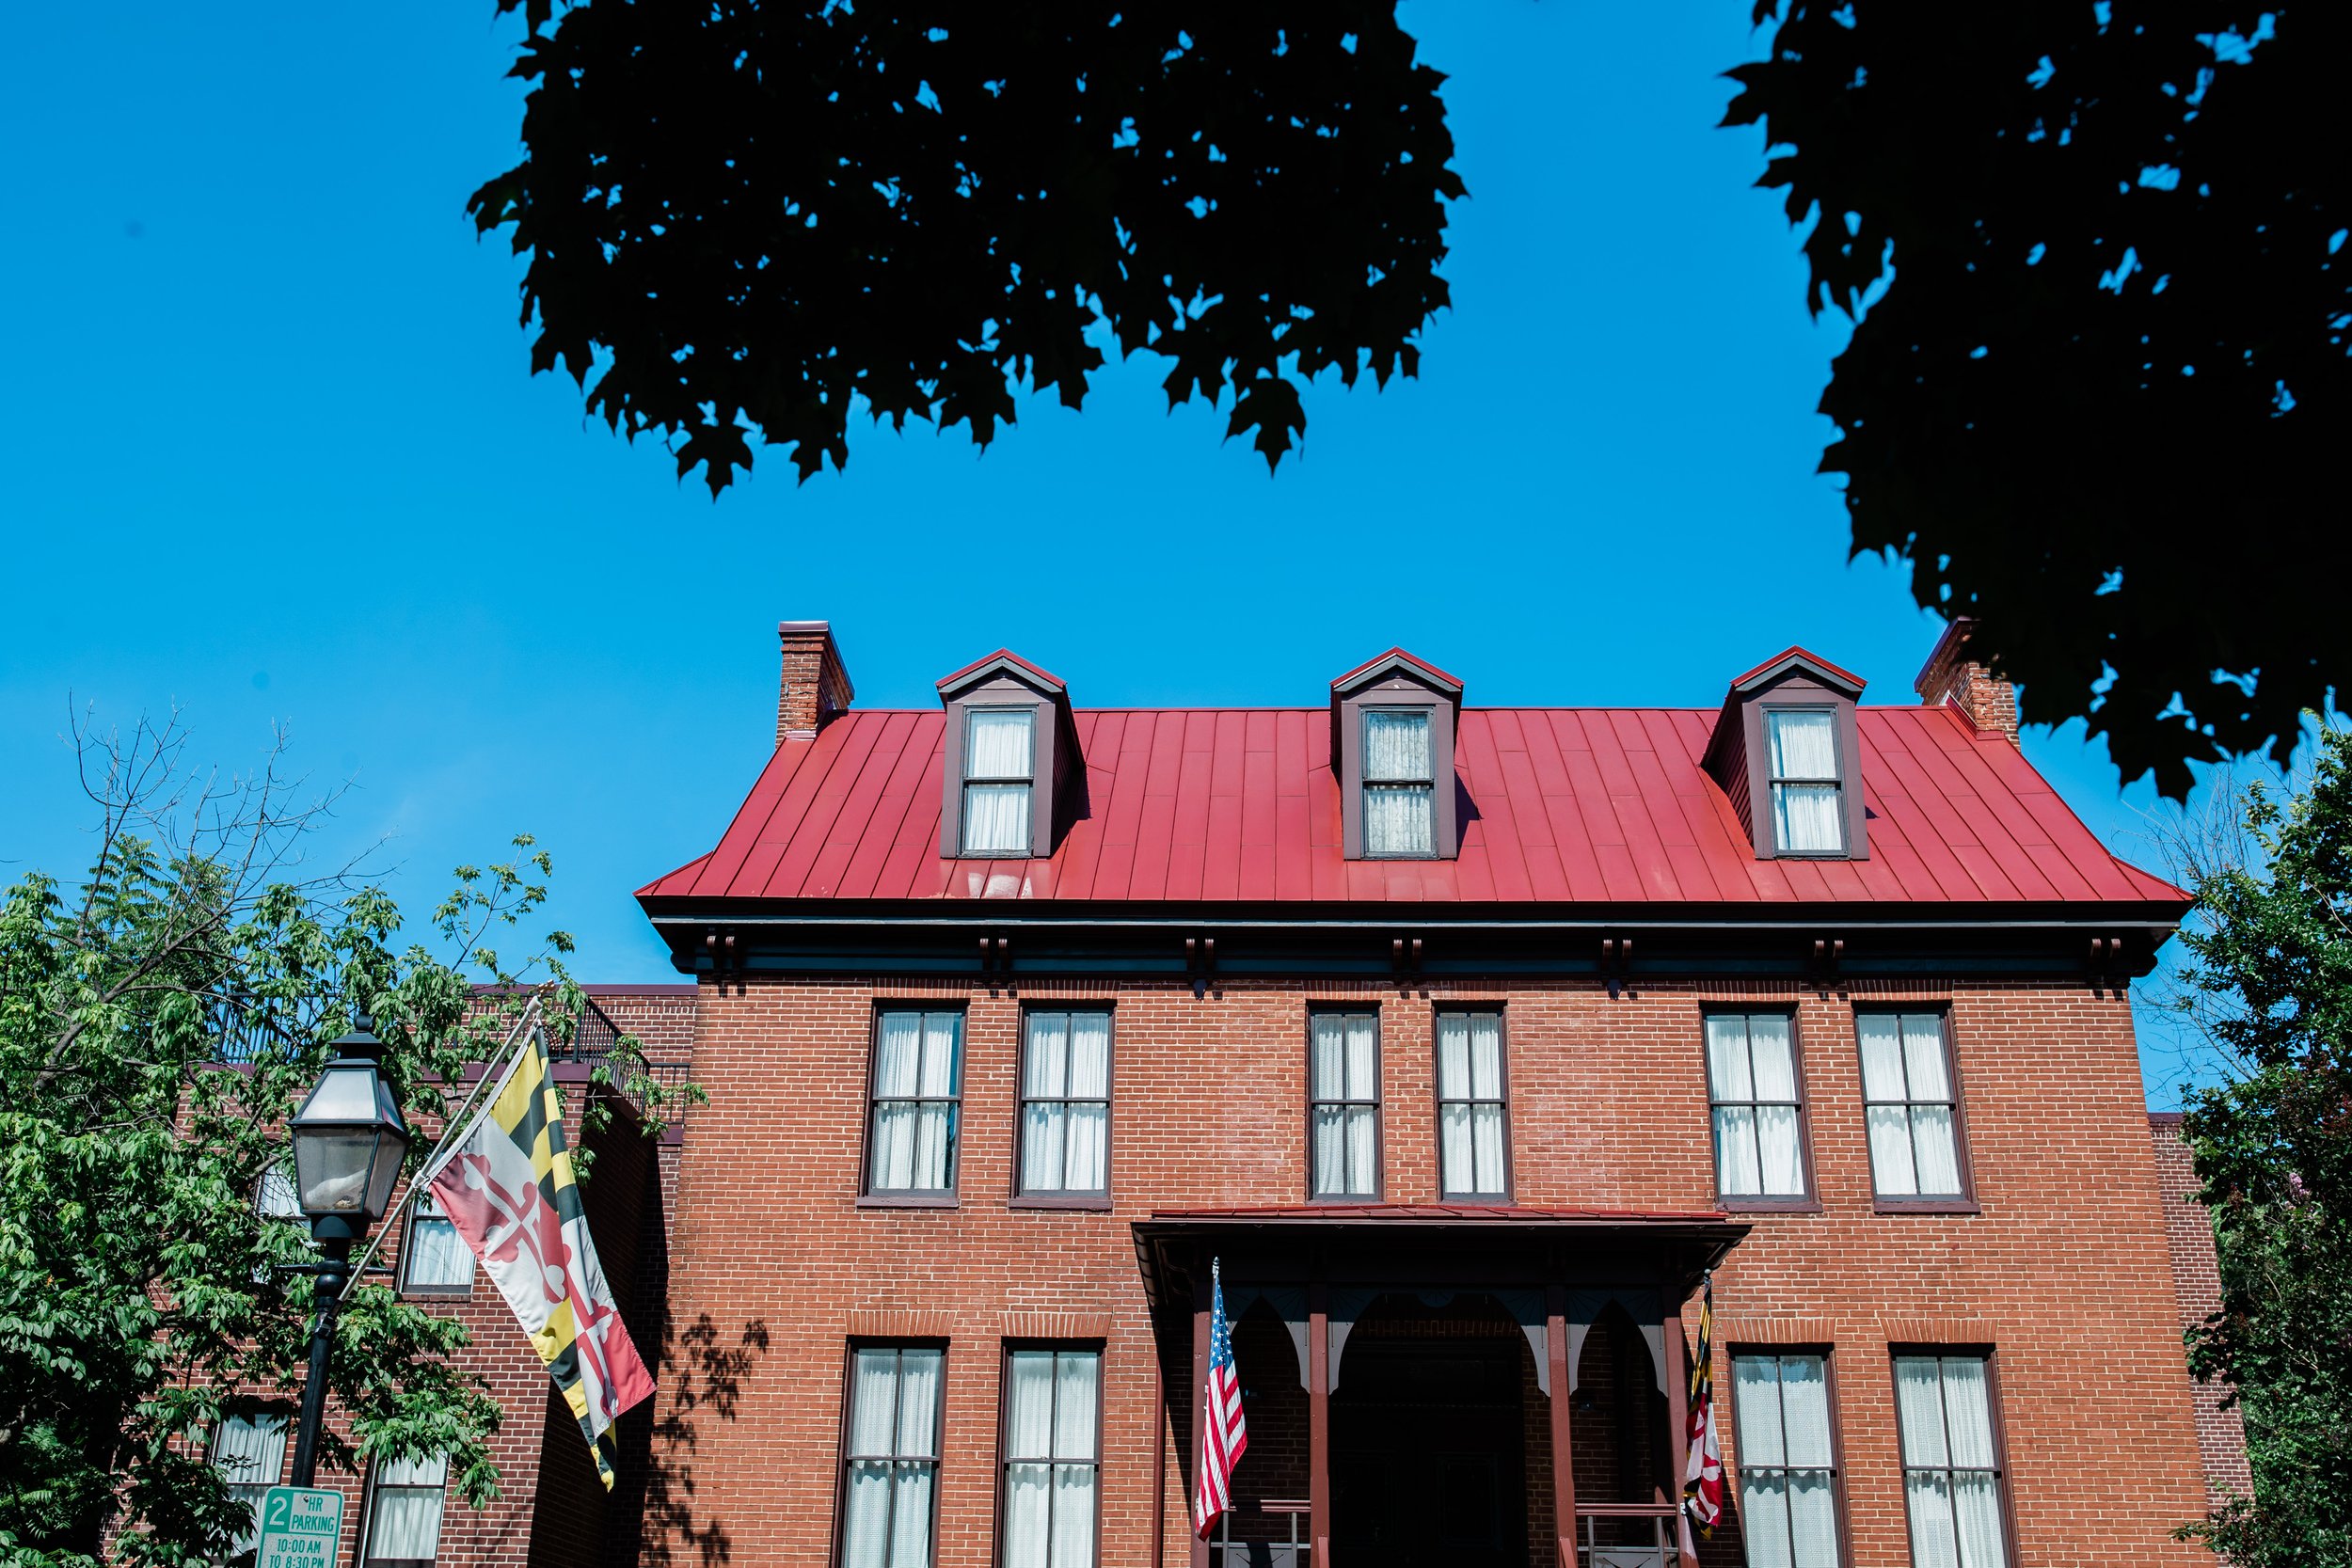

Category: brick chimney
[1914, 617, 2019, 742]
[776, 621, 853, 744]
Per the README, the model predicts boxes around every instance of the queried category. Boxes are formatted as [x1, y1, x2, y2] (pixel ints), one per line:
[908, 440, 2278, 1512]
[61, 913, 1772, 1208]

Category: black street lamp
[285, 1011, 411, 1487]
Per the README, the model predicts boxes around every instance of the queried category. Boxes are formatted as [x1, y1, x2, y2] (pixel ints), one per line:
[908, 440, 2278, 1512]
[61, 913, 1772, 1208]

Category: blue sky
[0, 4, 2210, 1101]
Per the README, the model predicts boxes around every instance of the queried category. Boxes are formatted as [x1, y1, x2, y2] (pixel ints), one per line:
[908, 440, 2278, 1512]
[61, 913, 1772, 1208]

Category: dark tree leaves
[470, 4, 1464, 495]
[1728, 4, 2348, 797]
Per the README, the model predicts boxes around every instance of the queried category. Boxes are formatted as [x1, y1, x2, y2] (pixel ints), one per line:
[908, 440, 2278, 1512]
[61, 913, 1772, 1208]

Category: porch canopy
[1134, 1206, 1748, 1568]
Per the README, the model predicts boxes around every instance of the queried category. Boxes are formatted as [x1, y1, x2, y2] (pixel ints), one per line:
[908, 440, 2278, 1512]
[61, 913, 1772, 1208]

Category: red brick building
[608, 619, 2234, 1568]
[210, 620, 2246, 1568]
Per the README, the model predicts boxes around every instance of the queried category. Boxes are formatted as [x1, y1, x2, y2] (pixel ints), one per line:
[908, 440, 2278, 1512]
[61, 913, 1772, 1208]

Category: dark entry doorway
[1329, 1337, 1527, 1567]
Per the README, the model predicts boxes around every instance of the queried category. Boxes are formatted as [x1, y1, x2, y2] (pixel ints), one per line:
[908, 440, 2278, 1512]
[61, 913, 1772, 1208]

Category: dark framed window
[1765, 708, 1844, 855]
[1019, 1010, 1111, 1199]
[866, 1009, 964, 1198]
[362, 1452, 449, 1567]
[839, 1344, 946, 1568]
[1361, 708, 1437, 857]
[961, 707, 1035, 856]
[998, 1347, 1102, 1568]
[254, 1161, 302, 1282]
[1892, 1354, 2011, 1568]
[400, 1189, 473, 1295]
[1857, 1013, 1967, 1200]
[1706, 1013, 1810, 1201]
[1310, 1009, 1382, 1200]
[1435, 1008, 1510, 1199]
[211, 1416, 288, 1557]
[1730, 1353, 1844, 1568]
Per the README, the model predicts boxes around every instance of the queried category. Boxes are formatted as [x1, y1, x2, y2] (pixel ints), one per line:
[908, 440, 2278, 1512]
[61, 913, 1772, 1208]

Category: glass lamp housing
[290, 1056, 411, 1220]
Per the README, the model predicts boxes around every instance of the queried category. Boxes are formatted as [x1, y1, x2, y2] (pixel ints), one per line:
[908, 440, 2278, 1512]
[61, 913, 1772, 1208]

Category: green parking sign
[254, 1485, 343, 1568]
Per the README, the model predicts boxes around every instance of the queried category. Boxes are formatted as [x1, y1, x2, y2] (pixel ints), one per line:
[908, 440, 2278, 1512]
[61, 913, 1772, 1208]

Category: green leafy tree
[467, 2, 1463, 492]
[0, 716, 633, 1565]
[2168, 724, 2352, 1565]
[1726, 3, 2347, 798]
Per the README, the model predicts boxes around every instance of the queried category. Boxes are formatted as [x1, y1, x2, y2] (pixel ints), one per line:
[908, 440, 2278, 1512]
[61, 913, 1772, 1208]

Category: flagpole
[332, 998, 543, 1303]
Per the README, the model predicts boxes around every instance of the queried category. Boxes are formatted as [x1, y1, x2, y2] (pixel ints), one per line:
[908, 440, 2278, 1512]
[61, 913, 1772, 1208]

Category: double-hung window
[400, 1189, 472, 1294]
[867, 1010, 964, 1197]
[1707, 1013, 1808, 1200]
[1310, 1010, 1381, 1199]
[961, 708, 1035, 856]
[363, 1453, 449, 1567]
[1362, 710, 1436, 857]
[1020, 1010, 1110, 1199]
[1895, 1354, 2010, 1568]
[1000, 1348, 1101, 1568]
[211, 1416, 288, 1556]
[1858, 1013, 1966, 1200]
[1766, 710, 1844, 854]
[1731, 1354, 1841, 1568]
[1436, 1009, 1510, 1199]
[254, 1161, 302, 1282]
[840, 1345, 944, 1568]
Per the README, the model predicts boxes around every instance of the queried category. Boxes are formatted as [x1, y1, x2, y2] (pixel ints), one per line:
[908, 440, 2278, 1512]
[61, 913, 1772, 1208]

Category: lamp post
[285, 1011, 412, 1488]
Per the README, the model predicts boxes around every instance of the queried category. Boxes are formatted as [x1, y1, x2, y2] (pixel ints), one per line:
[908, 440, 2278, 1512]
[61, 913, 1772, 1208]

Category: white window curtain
[1767, 710, 1844, 854]
[1022, 1011, 1109, 1195]
[1003, 1351, 1100, 1568]
[843, 1347, 943, 1568]
[402, 1191, 472, 1291]
[868, 1012, 961, 1194]
[1707, 1015, 1805, 1198]
[962, 709, 1034, 856]
[213, 1416, 288, 1555]
[1437, 1012, 1507, 1196]
[1860, 1014, 1964, 1197]
[1896, 1356, 2007, 1568]
[1311, 1012, 1379, 1197]
[1732, 1355, 1838, 1568]
[363, 1452, 449, 1566]
[1362, 710, 1435, 856]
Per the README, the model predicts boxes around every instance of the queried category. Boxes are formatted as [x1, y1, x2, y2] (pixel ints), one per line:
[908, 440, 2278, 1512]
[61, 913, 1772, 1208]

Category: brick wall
[645, 973, 2213, 1568]
[2147, 1114, 2252, 1511]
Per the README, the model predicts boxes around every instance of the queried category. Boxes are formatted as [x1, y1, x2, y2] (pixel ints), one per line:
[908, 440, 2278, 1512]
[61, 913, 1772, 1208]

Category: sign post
[254, 1484, 343, 1568]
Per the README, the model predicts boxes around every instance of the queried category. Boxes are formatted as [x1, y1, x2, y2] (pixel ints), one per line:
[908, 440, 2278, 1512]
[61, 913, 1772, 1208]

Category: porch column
[1191, 1266, 1212, 1568]
[1308, 1281, 1331, 1568]
[1661, 1295, 1695, 1568]
[1546, 1284, 1578, 1568]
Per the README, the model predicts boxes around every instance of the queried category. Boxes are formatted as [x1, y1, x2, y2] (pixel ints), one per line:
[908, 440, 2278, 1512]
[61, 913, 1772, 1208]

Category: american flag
[1193, 1259, 1248, 1539]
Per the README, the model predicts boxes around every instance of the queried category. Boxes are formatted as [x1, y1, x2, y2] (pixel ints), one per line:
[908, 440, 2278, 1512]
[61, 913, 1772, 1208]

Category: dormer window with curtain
[1362, 709, 1436, 857]
[1765, 709, 1844, 855]
[1703, 647, 1871, 862]
[936, 651, 1083, 862]
[961, 708, 1035, 855]
[1331, 649, 1464, 861]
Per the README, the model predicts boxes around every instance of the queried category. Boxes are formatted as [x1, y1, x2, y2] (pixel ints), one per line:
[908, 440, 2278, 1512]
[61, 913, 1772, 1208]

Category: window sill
[857, 1193, 961, 1210]
[400, 1287, 474, 1303]
[1872, 1198, 1981, 1216]
[1305, 1195, 1390, 1207]
[1438, 1195, 1518, 1208]
[1720, 1196, 1824, 1215]
[1009, 1195, 1114, 1212]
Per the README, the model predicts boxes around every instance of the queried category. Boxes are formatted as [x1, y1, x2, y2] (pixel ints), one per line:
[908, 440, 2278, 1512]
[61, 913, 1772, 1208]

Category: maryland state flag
[425, 1029, 655, 1487]
[1680, 1272, 1724, 1563]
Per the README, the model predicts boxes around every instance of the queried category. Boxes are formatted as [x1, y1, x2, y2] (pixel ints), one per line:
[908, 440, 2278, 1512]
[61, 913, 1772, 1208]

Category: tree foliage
[2172, 725, 2352, 1566]
[1727, 3, 2347, 798]
[0, 718, 624, 1565]
[468, 2, 1463, 493]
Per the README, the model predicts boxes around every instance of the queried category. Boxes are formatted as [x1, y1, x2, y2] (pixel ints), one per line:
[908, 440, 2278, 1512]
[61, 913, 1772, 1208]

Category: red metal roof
[639, 705, 2185, 907]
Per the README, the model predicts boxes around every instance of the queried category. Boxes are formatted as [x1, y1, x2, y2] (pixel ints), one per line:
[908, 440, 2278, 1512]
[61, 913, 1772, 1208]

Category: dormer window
[1331, 649, 1464, 861]
[1703, 647, 1871, 862]
[936, 651, 1083, 861]
[960, 708, 1035, 855]
[1362, 709, 1436, 857]
[1765, 708, 1844, 855]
